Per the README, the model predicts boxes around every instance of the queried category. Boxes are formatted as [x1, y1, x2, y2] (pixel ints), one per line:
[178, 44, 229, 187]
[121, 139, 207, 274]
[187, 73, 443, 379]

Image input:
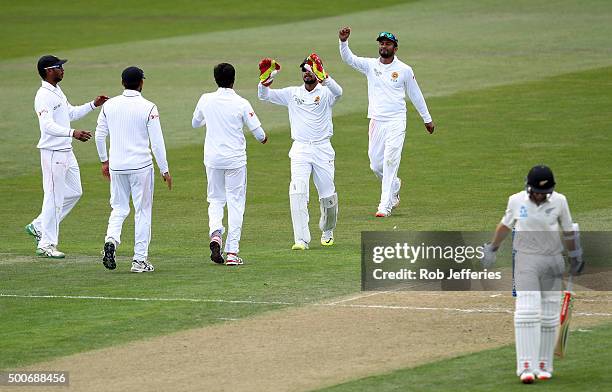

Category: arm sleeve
[242, 101, 262, 131]
[405, 70, 432, 123]
[94, 107, 109, 162]
[257, 83, 291, 106]
[250, 126, 267, 142]
[147, 106, 169, 174]
[68, 100, 96, 121]
[35, 95, 73, 137]
[322, 76, 342, 105]
[191, 96, 206, 128]
[558, 195, 574, 232]
[339, 40, 370, 74]
[500, 197, 516, 228]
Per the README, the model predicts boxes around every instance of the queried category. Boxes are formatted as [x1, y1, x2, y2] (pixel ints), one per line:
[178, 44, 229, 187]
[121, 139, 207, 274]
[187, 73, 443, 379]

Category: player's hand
[259, 58, 281, 87]
[162, 172, 172, 190]
[73, 130, 92, 142]
[425, 121, 435, 134]
[101, 161, 110, 181]
[93, 96, 109, 107]
[480, 243, 497, 269]
[308, 53, 328, 82]
[339, 27, 351, 42]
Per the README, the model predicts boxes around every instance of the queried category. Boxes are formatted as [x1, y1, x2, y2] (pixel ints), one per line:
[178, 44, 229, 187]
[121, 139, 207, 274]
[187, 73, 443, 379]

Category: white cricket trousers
[33, 149, 83, 248]
[206, 165, 247, 254]
[368, 119, 406, 211]
[514, 253, 563, 375]
[289, 140, 336, 200]
[105, 167, 154, 261]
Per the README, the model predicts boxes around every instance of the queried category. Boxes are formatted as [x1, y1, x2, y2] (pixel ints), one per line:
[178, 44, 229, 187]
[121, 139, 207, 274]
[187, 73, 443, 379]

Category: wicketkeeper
[258, 54, 342, 250]
[481, 165, 583, 384]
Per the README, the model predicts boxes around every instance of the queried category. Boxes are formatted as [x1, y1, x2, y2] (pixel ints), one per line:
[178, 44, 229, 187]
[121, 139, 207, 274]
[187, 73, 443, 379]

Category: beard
[379, 48, 394, 58]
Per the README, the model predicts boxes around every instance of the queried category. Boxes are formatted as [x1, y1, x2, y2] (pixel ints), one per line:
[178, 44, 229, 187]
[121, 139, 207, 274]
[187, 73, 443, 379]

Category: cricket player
[338, 27, 435, 217]
[25, 55, 108, 258]
[481, 165, 583, 383]
[95, 66, 172, 273]
[192, 63, 268, 266]
[258, 54, 342, 250]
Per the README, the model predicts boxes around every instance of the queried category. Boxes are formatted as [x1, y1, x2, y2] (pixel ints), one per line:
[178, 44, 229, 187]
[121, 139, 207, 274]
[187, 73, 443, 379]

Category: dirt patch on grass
[19, 291, 612, 392]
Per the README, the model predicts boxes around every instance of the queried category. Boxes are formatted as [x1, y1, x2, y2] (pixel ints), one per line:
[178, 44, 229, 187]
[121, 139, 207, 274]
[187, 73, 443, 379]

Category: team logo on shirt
[149, 113, 159, 120]
[391, 71, 399, 81]
[294, 97, 305, 105]
[374, 68, 382, 77]
[519, 206, 528, 218]
[545, 207, 555, 215]
[37, 109, 48, 117]
[314, 96, 320, 105]
[249, 112, 255, 117]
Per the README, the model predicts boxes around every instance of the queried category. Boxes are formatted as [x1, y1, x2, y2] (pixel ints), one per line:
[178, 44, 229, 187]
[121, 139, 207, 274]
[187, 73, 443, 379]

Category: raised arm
[338, 27, 370, 74]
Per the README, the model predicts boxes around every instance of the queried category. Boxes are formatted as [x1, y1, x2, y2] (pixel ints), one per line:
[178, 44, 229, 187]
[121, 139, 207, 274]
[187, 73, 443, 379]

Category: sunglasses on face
[44, 64, 63, 70]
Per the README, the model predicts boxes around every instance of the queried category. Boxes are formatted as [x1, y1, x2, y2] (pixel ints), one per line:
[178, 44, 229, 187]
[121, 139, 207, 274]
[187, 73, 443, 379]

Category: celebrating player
[192, 63, 268, 266]
[95, 66, 171, 273]
[258, 54, 342, 250]
[25, 55, 108, 258]
[481, 165, 583, 383]
[338, 27, 435, 217]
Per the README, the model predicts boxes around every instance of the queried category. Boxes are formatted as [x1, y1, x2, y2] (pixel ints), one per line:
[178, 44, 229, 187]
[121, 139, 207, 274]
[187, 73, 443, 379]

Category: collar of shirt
[377, 56, 398, 67]
[123, 89, 142, 97]
[41, 80, 60, 92]
[302, 84, 322, 94]
[216, 87, 236, 95]
[522, 190, 553, 205]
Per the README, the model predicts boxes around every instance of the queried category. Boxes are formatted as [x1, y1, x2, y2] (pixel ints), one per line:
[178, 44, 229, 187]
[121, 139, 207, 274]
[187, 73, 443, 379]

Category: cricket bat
[555, 276, 574, 358]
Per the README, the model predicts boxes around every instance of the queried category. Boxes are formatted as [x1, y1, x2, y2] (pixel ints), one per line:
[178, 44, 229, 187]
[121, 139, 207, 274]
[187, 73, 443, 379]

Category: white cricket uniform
[340, 40, 432, 212]
[192, 88, 264, 254]
[95, 90, 169, 262]
[500, 190, 574, 376]
[258, 77, 342, 244]
[31, 81, 97, 248]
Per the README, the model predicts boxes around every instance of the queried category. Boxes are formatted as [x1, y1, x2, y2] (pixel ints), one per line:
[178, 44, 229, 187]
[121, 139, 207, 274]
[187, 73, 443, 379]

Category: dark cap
[121, 66, 146, 85]
[526, 165, 556, 193]
[37, 55, 67, 74]
[376, 31, 398, 45]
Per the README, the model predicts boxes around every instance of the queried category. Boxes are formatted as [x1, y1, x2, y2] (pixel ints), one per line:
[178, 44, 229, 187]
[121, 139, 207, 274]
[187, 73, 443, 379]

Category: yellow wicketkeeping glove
[259, 58, 281, 86]
[307, 53, 328, 81]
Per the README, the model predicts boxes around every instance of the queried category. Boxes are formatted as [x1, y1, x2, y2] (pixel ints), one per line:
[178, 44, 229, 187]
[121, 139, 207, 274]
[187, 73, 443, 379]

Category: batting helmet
[526, 165, 556, 194]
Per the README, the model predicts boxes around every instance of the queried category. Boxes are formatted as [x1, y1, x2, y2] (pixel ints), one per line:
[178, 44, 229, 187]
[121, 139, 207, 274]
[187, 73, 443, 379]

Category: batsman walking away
[258, 53, 342, 250]
[338, 27, 435, 218]
[481, 164, 584, 384]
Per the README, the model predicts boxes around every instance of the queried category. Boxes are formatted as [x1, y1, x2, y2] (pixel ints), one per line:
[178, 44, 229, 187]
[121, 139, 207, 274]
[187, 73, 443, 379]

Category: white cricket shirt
[34, 81, 96, 151]
[192, 88, 262, 170]
[501, 191, 574, 255]
[339, 40, 432, 123]
[95, 90, 169, 174]
[257, 77, 342, 143]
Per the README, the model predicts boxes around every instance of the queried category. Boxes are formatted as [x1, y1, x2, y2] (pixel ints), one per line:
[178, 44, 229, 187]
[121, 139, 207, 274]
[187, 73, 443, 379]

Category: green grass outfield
[1, 0, 611, 389]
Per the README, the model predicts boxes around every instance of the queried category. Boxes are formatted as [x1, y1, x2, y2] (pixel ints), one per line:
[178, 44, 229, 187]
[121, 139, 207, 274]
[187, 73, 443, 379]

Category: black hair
[214, 63, 235, 88]
[38, 68, 47, 79]
[123, 80, 141, 90]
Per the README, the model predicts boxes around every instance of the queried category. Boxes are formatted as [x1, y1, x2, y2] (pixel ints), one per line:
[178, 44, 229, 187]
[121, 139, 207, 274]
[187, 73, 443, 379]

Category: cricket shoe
[131, 259, 154, 273]
[519, 371, 536, 384]
[225, 253, 244, 266]
[292, 241, 309, 250]
[102, 241, 117, 270]
[391, 178, 402, 209]
[36, 245, 65, 259]
[375, 209, 391, 217]
[321, 230, 334, 246]
[209, 234, 224, 264]
[25, 223, 42, 244]
[536, 363, 552, 380]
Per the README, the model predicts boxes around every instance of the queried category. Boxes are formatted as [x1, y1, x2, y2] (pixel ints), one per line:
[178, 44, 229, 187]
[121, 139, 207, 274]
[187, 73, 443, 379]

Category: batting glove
[480, 243, 497, 269]
[307, 53, 328, 82]
[259, 58, 281, 87]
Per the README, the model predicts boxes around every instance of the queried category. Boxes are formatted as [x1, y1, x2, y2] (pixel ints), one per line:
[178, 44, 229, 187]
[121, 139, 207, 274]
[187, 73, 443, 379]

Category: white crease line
[326, 290, 392, 305]
[2, 293, 611, 317]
